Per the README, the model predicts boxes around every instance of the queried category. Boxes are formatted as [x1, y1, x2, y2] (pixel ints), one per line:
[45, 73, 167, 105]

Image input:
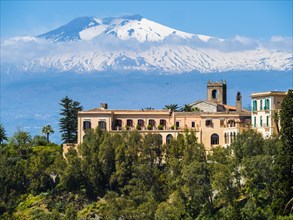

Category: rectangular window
[266, 116, 269, 127]
[254, 117, 256, 128]
[265, 99, 270, 110]
[260, 99, 263, 110]
[191, 121, 195, 128]
[206, 119, 212, 127]
[176, 121, 180, 128]
[220, 119, 224, 127]
[83, 120, 91, 130]
[252, 100, 257, 111]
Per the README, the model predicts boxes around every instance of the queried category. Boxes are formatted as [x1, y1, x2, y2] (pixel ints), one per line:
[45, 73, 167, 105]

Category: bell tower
[236, 91, 242, 112]
[207, 80, 227, 104]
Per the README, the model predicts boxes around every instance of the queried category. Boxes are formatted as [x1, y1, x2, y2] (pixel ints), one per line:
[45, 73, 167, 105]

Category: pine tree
[59, 96, 83, 143]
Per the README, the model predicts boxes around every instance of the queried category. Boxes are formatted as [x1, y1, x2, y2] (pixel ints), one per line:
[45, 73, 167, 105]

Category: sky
[1, 1, 292, 40]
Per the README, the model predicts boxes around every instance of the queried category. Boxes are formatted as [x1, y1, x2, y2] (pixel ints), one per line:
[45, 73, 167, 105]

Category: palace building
[76, 80, 252, 152]
[250, 91, 287, 138]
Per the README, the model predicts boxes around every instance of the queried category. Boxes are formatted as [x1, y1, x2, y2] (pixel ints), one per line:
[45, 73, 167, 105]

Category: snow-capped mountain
[4, 15, 293, 73]
[37, 15, 215, 43]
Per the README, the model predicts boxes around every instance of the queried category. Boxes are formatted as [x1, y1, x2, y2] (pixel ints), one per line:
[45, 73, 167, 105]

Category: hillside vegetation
[0, 90, 292, 219]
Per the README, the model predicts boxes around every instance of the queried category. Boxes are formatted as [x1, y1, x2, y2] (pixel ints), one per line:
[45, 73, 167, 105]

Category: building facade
[76, 81, 251, 152]
[250, 91, 286, 138]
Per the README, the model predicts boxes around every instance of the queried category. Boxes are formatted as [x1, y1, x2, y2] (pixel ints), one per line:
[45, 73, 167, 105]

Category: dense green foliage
[0, 128, 292, 219]
[0, 91, 292, 219]
[59, 96, 83, 143]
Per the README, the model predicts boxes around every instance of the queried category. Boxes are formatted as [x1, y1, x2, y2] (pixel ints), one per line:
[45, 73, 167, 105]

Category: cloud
[265, 36, 293, 50]
[1, 34, 292, 67]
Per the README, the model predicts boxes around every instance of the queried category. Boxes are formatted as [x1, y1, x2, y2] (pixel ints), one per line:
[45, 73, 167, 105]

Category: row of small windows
[206, 119, 235, 127]
[84, 119, 199, 130]
[83, 120, 106, 130]
[85, 119, 238, 130]
[83, 133, 174, 145]
[252, 99, 270, 111]
[253, 116, 270, 128]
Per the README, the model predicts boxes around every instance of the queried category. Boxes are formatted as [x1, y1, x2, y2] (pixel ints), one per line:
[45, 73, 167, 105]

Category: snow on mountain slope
[23, 46, 292, 73]
[37, 17, 100, 42]
[38, 15, 214, 43]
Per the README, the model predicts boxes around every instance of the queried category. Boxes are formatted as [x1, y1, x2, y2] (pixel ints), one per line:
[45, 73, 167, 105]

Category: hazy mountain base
[1, 70, 292, 143]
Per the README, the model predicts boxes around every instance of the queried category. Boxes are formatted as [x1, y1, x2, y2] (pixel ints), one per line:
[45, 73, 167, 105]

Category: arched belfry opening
[207, 80, 227, 104]
[212, 90, 218, 99]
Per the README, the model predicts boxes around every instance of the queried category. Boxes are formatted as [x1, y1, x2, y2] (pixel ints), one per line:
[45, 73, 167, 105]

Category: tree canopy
[1, 106, 292, 218]
[59, 96, 83, 143]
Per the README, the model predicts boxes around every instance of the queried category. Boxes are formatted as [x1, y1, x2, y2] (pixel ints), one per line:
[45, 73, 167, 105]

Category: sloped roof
[190, 100, 218, 107]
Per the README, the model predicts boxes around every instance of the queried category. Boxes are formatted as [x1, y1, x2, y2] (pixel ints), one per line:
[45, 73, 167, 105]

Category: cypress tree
[275, 89, 293, 214]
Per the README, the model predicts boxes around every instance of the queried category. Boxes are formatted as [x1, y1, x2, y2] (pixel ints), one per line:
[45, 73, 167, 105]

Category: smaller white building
[250, 91, 286, 138]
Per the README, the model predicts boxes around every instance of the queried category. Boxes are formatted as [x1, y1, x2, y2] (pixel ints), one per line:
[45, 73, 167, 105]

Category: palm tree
[180, 104, 193, 112]
[164, 104, 179, 112]
[145, 107, 154, 110]
[42, 125, 54, 143]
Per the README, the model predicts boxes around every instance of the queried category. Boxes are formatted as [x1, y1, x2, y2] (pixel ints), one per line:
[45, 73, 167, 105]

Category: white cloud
[1, 34, 292, 66]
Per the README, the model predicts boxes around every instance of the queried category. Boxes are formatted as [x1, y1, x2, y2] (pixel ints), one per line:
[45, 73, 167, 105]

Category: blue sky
[1, 1, 292, 39]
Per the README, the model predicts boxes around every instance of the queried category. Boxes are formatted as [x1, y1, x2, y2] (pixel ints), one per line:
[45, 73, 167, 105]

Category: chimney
[100, 103, 108, 109]
[236, 92, 242, 113]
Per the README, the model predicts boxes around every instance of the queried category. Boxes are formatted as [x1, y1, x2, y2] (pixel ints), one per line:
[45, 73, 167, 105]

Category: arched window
[148, 119, 156, 130]
[138, 119, 144, 126]
[160, 119, 166, 126]
[260, 99, 263, 110]
[83, 120, 91, 130]
[99, 121, 107, 131]
[126, 119, 133, 127]
[227, 120, 235, 127]
[230, 132, 234, 143]
[212, 90, 218, 99]
[166, 134, 173, 145]
[211, 134, 219, 145]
